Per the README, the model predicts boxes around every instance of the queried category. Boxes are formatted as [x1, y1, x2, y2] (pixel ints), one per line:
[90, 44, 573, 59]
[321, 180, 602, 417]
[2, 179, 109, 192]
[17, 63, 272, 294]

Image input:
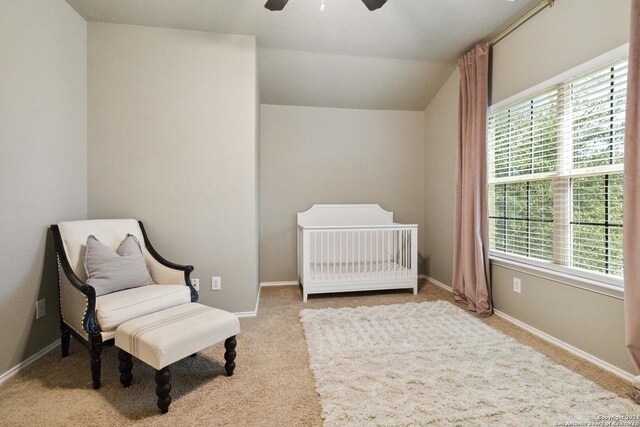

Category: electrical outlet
[212, 276, 221, 291]
[191, 278, 199, 291]
[513, 277, 522, 293]
[36, 299, 46, 319]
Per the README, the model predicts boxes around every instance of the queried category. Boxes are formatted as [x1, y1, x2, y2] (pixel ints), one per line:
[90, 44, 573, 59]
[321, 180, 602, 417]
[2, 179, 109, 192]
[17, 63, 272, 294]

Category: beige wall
[88, 23, 259, 313]
[423, 0, 634, 374]
[423, 71, 459, 286]
[491, 0, 631, 104]
[260, 105, 425, 282]
[492, 266, 634, 373]
[0, 0, 87, 375]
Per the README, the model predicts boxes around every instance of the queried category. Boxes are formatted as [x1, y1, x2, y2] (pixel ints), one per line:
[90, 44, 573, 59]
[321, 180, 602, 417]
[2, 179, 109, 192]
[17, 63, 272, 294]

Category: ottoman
[115, 303, 240, 413]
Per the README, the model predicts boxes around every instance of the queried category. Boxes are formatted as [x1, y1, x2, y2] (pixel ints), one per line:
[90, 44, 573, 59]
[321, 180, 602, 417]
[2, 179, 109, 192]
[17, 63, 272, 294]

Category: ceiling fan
[264, 0, 388, 11]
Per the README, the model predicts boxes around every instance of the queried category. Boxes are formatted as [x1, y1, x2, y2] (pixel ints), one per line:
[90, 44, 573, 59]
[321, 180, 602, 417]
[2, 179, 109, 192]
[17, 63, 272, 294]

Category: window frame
[488, 44, 628, 294]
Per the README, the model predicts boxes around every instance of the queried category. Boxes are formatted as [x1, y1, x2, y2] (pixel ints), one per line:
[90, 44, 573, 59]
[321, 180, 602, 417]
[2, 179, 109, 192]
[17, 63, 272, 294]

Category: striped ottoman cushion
[115, 303, 239, 370]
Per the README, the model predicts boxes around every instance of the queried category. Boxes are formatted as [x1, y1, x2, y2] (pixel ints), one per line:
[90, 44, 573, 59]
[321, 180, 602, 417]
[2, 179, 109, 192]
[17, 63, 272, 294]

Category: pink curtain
[452, 43, 492, 318]
[624, 0, 640, 374]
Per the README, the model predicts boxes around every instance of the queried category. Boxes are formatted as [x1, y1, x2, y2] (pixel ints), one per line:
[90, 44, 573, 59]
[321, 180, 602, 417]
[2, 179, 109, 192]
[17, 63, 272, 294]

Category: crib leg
[413, 286, 418, 296]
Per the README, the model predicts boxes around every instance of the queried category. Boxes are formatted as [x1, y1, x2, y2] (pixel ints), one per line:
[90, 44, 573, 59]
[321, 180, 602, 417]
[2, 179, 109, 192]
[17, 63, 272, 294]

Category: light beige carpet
[301, 301, 639, 426]
[0, 281, 636, 426]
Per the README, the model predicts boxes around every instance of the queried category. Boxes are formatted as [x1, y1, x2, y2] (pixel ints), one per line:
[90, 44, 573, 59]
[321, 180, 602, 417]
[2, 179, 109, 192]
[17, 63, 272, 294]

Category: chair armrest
[50, 225, 100, 337]
[138, 221, 198, 302]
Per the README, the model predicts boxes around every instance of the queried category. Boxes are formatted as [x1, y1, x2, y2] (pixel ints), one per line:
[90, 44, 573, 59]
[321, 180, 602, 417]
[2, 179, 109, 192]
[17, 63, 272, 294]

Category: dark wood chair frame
[50, 221, 198, 389]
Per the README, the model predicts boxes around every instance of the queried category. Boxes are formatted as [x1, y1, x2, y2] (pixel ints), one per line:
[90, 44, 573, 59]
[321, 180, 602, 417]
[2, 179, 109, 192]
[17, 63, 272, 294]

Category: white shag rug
[300, 300, 638, 426]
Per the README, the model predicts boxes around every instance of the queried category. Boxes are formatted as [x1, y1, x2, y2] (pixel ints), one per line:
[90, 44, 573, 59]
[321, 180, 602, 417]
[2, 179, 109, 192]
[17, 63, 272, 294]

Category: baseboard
[426, 276, 452, 292]
[233, 311, 257, 318]
[494, 309, 635, 383]
[425, 275, 634, 383]
[260, 281, 298, 287]
[233, 286, 262, 318]
[0, 340, 60, 385]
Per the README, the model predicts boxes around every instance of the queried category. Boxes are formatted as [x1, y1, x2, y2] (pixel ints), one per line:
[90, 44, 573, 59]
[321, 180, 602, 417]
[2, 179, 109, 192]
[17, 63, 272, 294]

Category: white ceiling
[66, 0, 537, 110]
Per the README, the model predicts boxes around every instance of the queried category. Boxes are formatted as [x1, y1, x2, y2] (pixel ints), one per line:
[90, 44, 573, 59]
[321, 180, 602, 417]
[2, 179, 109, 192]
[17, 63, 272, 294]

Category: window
[488, 55, 628, 285]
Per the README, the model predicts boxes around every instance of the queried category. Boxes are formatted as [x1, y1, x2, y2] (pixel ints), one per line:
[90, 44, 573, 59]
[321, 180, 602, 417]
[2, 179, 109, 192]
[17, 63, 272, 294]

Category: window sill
[489, 254, 624, 300]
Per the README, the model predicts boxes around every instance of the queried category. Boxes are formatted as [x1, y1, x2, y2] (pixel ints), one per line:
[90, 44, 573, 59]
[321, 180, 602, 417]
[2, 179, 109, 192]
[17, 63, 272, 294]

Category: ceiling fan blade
[361, 0, 388, 11]
[264, 0, 289, 11]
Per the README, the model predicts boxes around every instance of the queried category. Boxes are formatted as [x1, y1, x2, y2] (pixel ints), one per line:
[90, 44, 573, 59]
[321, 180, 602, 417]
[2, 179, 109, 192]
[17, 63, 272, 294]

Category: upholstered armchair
[50, 219, 198, 389]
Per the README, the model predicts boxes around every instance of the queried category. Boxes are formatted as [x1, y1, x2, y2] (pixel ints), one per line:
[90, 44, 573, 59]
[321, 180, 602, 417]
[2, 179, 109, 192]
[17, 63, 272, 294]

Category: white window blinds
[488, 57, 628, 283]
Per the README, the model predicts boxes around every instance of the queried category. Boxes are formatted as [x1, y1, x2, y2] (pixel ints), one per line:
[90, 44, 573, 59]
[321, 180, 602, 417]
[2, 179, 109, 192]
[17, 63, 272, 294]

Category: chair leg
[60, 327, 70, 358]
[155, 367, 172, 414]
[224, 336, 237, 377]
[90, 348, 102, 390]
[118, 350, 133, 388]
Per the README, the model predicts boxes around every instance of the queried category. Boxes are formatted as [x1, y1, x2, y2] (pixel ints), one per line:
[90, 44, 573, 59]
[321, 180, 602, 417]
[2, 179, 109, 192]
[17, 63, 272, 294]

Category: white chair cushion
[96, 285, 191, 332]
[115, 303, 240, 370]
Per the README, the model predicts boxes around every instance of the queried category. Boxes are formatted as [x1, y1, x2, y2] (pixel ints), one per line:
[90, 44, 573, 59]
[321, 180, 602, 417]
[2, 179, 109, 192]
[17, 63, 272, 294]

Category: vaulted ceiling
[66, 0, 537, 110]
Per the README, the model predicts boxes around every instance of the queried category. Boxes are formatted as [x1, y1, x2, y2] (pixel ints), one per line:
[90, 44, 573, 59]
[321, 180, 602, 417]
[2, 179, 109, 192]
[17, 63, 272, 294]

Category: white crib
[297, 204, 418, 302]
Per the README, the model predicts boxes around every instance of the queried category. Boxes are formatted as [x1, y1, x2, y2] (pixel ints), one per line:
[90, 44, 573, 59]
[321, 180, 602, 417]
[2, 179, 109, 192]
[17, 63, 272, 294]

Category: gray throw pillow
[84, 234, 154, 296]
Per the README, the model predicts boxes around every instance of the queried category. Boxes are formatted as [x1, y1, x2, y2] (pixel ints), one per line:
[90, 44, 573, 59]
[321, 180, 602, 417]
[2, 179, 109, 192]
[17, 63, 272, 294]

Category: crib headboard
[297, 204, 393, 227]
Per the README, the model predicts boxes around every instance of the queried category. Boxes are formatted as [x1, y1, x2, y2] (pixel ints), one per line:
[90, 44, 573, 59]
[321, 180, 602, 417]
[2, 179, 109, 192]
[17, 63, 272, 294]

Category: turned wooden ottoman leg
[155, 367, 172, 414]
[224, 336, 237, 377]
[118, 350, 133, 388]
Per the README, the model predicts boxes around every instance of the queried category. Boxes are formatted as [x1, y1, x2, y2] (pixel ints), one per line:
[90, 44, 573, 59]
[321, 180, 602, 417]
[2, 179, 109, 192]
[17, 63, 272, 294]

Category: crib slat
[405, 230, 408, 273]
[405, 230, 408, 275]
[408, 230, 412, 274]
[351, 231, 354, 278]
[374, 230, 377, 276]
[339, 231, 342, 279]
[404, 230, 407, 273]
[394, 230, 398, 277]
[370, 231, 373, 274]
[397, 230, 400, 273]
[403, 230, 407, 275]
[363, 230, 367, 276]
[364, 231, 367, 276]
[357, 231, 360, 277]
[403, 230, 406, 274]
[381, 230, 384, 277]
[399, 230, 402, 276]
[388, 230, 392, 276]
[321, 232, 324, 280]
[387, 230, 390, 276]
[385, 230, 388, 276]
[369, 231, 373, 275]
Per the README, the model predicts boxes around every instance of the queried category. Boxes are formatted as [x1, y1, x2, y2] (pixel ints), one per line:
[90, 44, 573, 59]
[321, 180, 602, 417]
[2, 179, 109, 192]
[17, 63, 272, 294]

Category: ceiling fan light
[264, 0, 289, 11]
[360, 0, 388, 11]
[265, 0, 389, 12]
